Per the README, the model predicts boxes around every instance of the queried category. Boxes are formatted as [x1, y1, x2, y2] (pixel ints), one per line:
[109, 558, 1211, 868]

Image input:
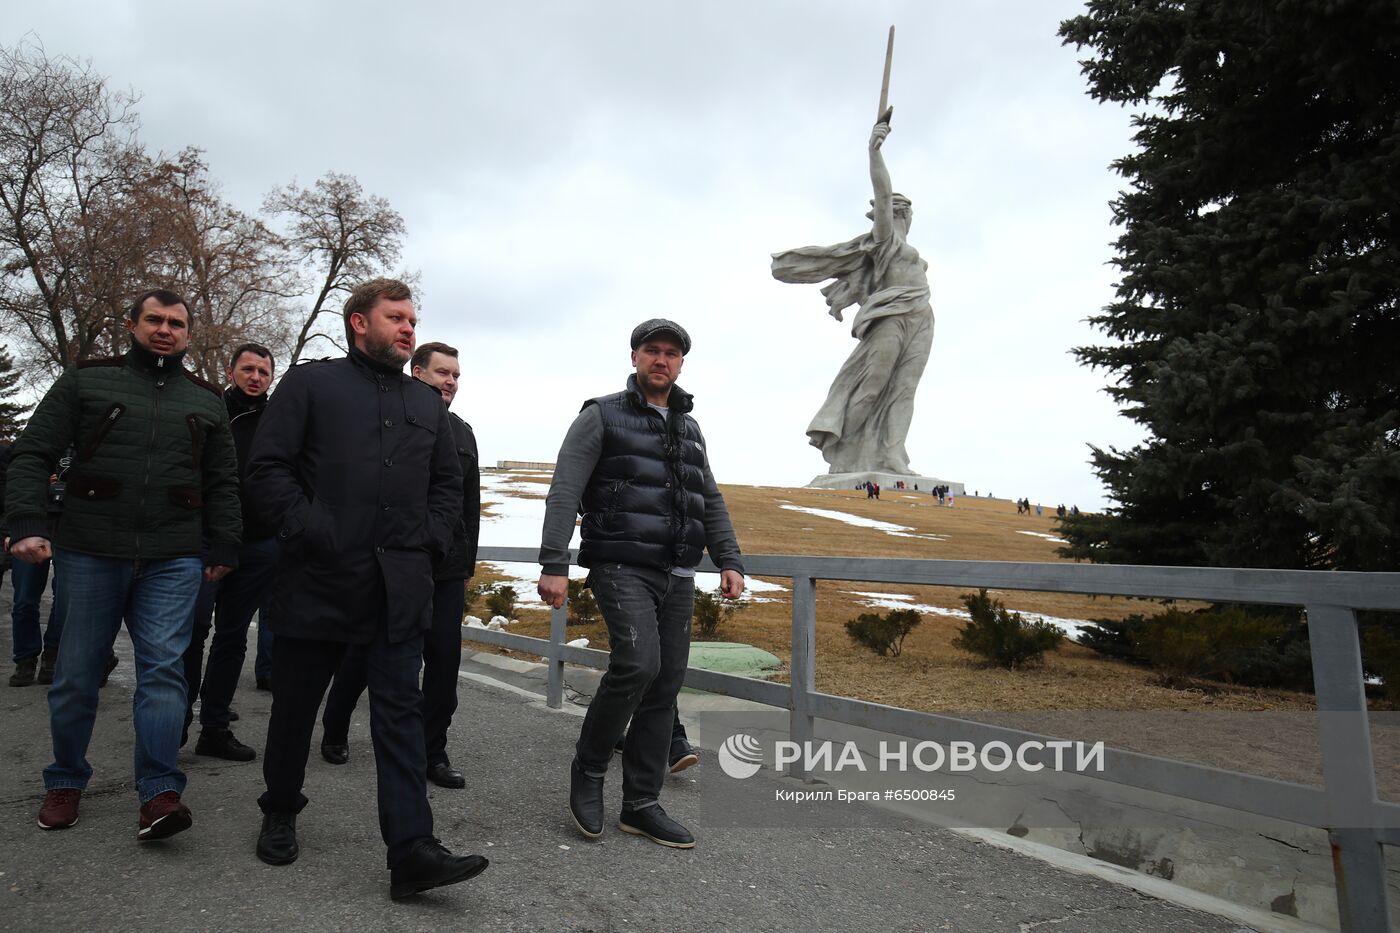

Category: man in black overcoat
[245, 278, 487, 899]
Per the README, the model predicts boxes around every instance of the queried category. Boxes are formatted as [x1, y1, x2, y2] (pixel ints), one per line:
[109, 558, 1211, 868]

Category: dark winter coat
[4, 343, 241, 565]
[246, 348, 462, 644]
[434, 411, 479, 582]
[224, 386, 277, 542]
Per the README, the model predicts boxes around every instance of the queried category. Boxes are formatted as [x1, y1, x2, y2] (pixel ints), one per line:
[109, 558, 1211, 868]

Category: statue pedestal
[806, 472, 964, 496]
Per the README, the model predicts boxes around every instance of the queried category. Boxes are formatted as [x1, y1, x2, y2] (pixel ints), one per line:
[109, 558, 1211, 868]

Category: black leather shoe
[320, 741, 349, 765]
[427, 762, 465, 789]
[389, 837, 488, 900]
[619, 803, 695, 848]
[228, 709, 240, 723]
[196, 729, 256, 762]
[669, 740, 699, 774]
[569, 759, 604, 839]
[256, 812, 299, 865]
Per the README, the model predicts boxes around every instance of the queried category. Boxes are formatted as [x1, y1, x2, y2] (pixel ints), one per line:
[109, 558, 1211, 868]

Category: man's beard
[363, 332, 408, 369]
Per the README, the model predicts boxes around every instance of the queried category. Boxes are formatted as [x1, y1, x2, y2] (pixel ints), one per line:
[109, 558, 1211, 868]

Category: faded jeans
[575, 563, 694, 808]
[44, 548, 202, 801]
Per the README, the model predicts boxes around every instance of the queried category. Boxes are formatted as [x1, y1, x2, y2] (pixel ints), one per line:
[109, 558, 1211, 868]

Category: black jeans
[182, 537, 279, 731]
[322, 578, 464, 768]
[259, 628, 432, 868]
[576, 563, 694, 808]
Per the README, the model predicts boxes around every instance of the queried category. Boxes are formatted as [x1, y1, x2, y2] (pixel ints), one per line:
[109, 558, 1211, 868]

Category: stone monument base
[806, 472, 964, 496]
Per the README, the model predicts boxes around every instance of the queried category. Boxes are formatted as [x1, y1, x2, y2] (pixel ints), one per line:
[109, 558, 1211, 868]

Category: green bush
[693, 588, 748, 639]
[567, 578, 599, 626]
[1079, 606, 1313, 690]
[845, 608, 921, 657]
[484, 584, 517, 620]
[952, 589, 1063, 669]
[463, 581, 491, 616]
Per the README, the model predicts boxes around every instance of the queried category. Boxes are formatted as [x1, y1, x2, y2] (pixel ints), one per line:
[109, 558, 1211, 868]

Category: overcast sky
[12, 1, 1144, 510]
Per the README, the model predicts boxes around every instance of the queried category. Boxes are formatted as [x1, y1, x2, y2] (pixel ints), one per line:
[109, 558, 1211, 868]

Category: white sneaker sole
[618, 819, 696, 849]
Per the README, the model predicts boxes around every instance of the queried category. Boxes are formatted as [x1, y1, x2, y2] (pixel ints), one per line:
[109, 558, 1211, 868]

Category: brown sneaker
[138, 791, 192, 841]
[37, 789, 81, 829]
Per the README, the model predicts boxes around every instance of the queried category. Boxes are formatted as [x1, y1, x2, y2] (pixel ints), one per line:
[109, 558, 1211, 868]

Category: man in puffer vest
[538, 319, 745, 849]
[5, 287, 241, 840]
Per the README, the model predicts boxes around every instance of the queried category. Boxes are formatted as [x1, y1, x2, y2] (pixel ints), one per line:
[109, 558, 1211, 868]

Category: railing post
[1306, 604, 1390, 933]
[789, 575, 817, 782]
[546, 601, 567, 709]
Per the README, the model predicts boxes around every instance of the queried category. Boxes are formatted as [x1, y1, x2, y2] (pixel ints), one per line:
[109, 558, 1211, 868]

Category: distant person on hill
[537, 319, 745, 850]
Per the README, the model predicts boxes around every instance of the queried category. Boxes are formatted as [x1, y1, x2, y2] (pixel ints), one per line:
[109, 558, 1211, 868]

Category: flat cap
[630, 318, 691, 355]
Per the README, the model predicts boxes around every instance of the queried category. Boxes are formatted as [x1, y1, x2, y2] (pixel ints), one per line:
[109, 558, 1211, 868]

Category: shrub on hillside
[693, 588, 749, 639]
[463, 581, 491, 616]
[1079, 607, 1313, 690]
[845, 608, 921, 657]
[485, 584, 517, 620]
[952, 589, 1063, 669]
[567, 578, 599, 626]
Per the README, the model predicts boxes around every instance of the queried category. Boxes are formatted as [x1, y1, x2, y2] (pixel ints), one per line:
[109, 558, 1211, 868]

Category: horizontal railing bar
[804, 693, 1345, 827]
[474, 548, 1400, 610]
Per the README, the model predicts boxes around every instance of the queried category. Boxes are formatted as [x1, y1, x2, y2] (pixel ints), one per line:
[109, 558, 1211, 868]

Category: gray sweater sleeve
[538, 405, 603, 575]
[697, 429, 745, 575]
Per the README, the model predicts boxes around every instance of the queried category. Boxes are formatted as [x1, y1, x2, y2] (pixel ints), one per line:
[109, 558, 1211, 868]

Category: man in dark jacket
[246, 279, 486, 899]
[5, 287, 241, 840]
[179, 342, 279, 761]
[319, 340, 480, 790]
[537, 319, 745, 849]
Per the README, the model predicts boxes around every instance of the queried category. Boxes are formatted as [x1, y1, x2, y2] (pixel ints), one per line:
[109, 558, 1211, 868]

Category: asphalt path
[0, 581, 1257, 932]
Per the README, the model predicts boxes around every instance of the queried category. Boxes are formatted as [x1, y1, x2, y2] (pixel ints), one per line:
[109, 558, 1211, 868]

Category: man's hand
[10, 536, 52, 563]
[719, 569, 745, 599]
[204, 564, 234, 584]
[538, 573, 568, 609]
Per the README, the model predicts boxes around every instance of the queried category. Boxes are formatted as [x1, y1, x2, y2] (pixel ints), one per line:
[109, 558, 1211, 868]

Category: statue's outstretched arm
[869, 121, 895, 242]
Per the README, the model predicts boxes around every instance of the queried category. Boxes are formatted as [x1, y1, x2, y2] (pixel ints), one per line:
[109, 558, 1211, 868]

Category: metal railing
[465, 545, 1400, 932]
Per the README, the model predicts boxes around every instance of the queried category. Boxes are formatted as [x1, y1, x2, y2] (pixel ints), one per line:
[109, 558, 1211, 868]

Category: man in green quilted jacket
[4, 287, 241, 840]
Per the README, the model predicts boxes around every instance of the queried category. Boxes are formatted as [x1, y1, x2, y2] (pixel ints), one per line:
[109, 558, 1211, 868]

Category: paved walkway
[0, 585, 1260, 932]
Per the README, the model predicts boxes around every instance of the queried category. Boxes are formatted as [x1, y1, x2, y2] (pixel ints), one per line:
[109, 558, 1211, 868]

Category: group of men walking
[2, 279, 744, 897]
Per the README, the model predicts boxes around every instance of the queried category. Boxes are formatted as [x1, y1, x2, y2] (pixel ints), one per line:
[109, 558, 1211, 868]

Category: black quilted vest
[578, 375, 708, 571]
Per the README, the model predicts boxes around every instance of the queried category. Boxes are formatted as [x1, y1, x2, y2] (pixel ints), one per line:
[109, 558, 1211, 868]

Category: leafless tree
[0, 39, 151, 381]
[264, 172, 407, 362]
[139, 149, 300, 382]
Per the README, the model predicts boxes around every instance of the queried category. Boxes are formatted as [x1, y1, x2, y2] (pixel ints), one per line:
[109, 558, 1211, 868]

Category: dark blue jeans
[254, 619, 274, 683]
[182, 538, 279, 731]
[10, 557, 63, 663]
[45, 548, 201, 801]
[576, 563, 694, 808]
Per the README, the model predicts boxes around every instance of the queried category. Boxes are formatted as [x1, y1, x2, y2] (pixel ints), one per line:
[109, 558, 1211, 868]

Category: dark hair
[343, 278, 413, 342]
[127, 288, 189, 324]
[229, 342, 275, 369]
[411, 341, 458, 371]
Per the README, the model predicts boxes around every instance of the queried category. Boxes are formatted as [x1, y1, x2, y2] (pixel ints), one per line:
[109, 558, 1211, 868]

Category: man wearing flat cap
[537, 319, 745, 849]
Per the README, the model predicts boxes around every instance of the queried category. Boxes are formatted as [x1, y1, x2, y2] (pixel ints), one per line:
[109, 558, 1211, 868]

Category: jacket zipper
[136, 370, 164, 559]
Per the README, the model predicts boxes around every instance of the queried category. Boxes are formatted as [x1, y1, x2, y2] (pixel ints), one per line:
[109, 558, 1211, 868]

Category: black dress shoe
[569, 759, 604, 839]
[256, 812, 299, 865]
[669, 740, 699, 774]
[321, 741, 349, 765]
[389, 837, 488, 900]
[228, 709, 240, 722]
[427, 762, 465, 789]
[619, 803, 695, 848]
[196, 729, 257, 762]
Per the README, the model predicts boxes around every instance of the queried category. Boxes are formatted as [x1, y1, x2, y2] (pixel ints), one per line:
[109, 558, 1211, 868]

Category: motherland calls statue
[771, 112, 934, 477]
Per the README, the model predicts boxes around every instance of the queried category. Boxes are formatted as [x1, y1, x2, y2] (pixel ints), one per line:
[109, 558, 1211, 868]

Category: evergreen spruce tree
[1057, 1, 1400, 571]
[0, 345, 27, 441]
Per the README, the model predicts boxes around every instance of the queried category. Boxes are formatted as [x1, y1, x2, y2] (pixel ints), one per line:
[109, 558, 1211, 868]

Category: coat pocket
[168, 485, 203, 510]
[68, 474, 121, 501]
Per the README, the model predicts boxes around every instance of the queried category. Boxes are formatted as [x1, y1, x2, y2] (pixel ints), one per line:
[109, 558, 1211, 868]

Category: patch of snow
[848, 591, 1095, 642]
[566, 637, 590, 648]
[1018, 531, 1067, 543]
[778, 504, 948, 541]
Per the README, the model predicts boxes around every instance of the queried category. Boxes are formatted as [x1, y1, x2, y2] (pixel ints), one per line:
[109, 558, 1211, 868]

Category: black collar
[348, 346, 406, 379]
[625, 373, 693, 414]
